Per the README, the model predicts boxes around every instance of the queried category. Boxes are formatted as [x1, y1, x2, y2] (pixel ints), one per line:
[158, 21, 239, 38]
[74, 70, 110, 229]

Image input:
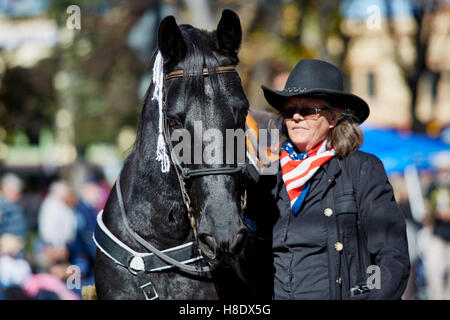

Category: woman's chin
[289, 139, 310, 152]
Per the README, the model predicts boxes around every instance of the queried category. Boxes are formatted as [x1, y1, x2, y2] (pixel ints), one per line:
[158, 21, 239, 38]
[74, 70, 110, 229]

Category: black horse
[94, 10, 250, 299]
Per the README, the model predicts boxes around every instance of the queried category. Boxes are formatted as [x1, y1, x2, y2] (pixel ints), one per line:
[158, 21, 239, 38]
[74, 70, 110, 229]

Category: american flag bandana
[280, 140, 335, 215]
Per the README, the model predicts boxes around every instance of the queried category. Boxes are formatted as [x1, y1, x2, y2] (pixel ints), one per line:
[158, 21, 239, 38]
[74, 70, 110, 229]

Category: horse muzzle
[197, 229, 247, 268]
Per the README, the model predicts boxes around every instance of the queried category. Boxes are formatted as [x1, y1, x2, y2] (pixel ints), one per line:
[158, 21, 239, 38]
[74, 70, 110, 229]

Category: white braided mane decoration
[152, 51, 170, 173]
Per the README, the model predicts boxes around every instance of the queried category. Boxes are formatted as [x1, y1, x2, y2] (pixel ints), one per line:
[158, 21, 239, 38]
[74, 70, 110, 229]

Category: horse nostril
[198, 233, 218, 258]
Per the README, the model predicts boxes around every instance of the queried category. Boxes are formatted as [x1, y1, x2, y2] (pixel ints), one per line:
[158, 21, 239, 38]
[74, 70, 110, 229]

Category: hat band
[284, 87, 308, 94]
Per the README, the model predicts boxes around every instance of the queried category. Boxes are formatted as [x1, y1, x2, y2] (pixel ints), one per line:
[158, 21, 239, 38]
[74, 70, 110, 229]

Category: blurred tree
[45, 0, 153, 149]
[234, 0, 345, 111]
[384, 0, 442, 133]
[0, 58, 58, 145]
[0, 0, 149, 150]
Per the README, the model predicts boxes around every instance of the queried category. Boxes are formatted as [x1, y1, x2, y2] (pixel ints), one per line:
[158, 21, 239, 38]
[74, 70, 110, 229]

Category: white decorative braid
[152, 51, 170, 173]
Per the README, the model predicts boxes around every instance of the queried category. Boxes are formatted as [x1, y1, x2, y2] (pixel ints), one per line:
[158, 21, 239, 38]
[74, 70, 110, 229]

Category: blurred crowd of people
[393, 153, 450, 300]
[0, 169, 110, 300]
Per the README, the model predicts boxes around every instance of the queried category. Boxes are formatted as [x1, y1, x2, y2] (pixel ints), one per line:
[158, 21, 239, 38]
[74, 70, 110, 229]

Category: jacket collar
[321, 156, 342, 182]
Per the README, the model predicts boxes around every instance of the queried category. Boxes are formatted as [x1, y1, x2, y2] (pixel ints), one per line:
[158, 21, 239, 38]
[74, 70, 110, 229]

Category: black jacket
[242, 150, 410, 300]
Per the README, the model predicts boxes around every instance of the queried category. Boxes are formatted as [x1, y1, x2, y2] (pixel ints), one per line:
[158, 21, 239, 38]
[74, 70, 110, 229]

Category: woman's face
[282, 97, 339, 152]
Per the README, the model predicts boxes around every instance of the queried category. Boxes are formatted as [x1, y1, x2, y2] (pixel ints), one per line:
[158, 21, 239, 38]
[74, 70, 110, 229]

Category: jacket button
[324, 208, 333, 217]
[334, 242, 343, 252]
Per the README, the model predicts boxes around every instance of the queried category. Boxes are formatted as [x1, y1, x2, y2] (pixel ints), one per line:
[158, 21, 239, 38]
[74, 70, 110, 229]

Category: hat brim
[261, 85, 370, 124]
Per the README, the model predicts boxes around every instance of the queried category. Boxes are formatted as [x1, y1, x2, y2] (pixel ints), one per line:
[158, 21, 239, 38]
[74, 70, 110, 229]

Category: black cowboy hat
[261, 59, 370, 124]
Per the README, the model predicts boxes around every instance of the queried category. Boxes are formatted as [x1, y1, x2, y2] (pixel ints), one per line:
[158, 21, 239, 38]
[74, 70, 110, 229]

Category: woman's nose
[292, 112, 303, 121]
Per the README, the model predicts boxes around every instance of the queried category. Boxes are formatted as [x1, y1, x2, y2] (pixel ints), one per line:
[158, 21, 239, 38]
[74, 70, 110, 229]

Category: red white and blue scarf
[280, 140, 335, 215]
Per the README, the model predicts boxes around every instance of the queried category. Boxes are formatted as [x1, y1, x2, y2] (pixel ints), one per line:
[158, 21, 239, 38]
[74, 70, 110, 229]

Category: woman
[242, 59, 410, 300]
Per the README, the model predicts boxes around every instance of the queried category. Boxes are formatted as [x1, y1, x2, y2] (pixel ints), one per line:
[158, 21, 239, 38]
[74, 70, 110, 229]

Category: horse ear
[216, 9, 242, 57]
[158, 16, 187, 67]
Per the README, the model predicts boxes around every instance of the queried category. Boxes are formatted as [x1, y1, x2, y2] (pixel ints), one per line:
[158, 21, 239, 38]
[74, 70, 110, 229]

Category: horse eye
[168, 118, 182, 129]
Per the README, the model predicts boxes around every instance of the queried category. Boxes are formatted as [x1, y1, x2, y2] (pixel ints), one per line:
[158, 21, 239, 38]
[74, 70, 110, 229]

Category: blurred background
[0, 0, 449, 300]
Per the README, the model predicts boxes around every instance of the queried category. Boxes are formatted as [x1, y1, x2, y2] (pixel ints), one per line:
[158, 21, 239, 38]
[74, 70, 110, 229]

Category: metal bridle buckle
[127, 256, 145, 276]
[141, 281, 159, 300]
[127, 266, 138, 276]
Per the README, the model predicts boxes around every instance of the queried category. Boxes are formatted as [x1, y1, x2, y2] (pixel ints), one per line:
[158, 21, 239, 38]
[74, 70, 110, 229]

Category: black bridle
[161, 66, 247, 239]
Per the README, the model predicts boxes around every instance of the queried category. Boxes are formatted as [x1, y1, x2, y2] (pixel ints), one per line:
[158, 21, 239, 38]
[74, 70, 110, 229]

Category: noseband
[162, 66, 247, 238]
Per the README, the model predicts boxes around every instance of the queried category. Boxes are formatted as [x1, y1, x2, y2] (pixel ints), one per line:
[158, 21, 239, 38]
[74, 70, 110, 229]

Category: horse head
[157, 10, 249, 268]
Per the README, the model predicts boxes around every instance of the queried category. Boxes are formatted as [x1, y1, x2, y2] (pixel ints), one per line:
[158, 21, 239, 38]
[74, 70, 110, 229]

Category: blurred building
[0, 0, 55, 67]
[0, 0, 61, 168]
[340, 0, 450, 131]
[423, 5, 450, 129]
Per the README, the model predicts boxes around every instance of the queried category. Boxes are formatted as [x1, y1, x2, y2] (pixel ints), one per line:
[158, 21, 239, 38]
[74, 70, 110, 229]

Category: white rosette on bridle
[152, 51, 170, 173]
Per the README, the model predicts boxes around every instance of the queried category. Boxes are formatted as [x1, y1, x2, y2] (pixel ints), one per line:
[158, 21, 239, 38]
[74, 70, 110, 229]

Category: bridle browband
[165, 66, 238, 81]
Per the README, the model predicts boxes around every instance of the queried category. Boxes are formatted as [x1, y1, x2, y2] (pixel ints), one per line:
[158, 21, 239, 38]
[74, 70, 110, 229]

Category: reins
[115, 171, 212, 276]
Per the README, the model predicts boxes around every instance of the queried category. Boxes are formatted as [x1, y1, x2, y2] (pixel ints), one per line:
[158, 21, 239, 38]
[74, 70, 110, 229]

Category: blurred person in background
[419, 152, 450, 300]
[69, 178, 101, 295]
[0, 174, 78, 300]
[0, 173, 27, 257]
[90, 168, 111, 212]
[37, 181, 77, 281]
[74, 179, 99, 263]
[391, 175, 423, 300]
[0, 253, 32, 299]
[0, 173, 30, 299]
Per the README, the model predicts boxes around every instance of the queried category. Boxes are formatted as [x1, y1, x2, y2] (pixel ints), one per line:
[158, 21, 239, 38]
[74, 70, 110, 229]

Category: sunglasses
[281, 106, 331, 120]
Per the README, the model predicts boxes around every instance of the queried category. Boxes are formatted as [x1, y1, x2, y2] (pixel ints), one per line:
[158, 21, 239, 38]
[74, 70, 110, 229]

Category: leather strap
[137, 272, 159, 300]
[115, 172, 212, 276]
[93, 210, 204, 273]
[165, 66, 237, 80]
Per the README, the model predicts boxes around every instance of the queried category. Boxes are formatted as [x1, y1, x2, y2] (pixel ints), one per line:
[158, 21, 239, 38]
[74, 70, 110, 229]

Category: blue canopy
[359, 125, 450, 174]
